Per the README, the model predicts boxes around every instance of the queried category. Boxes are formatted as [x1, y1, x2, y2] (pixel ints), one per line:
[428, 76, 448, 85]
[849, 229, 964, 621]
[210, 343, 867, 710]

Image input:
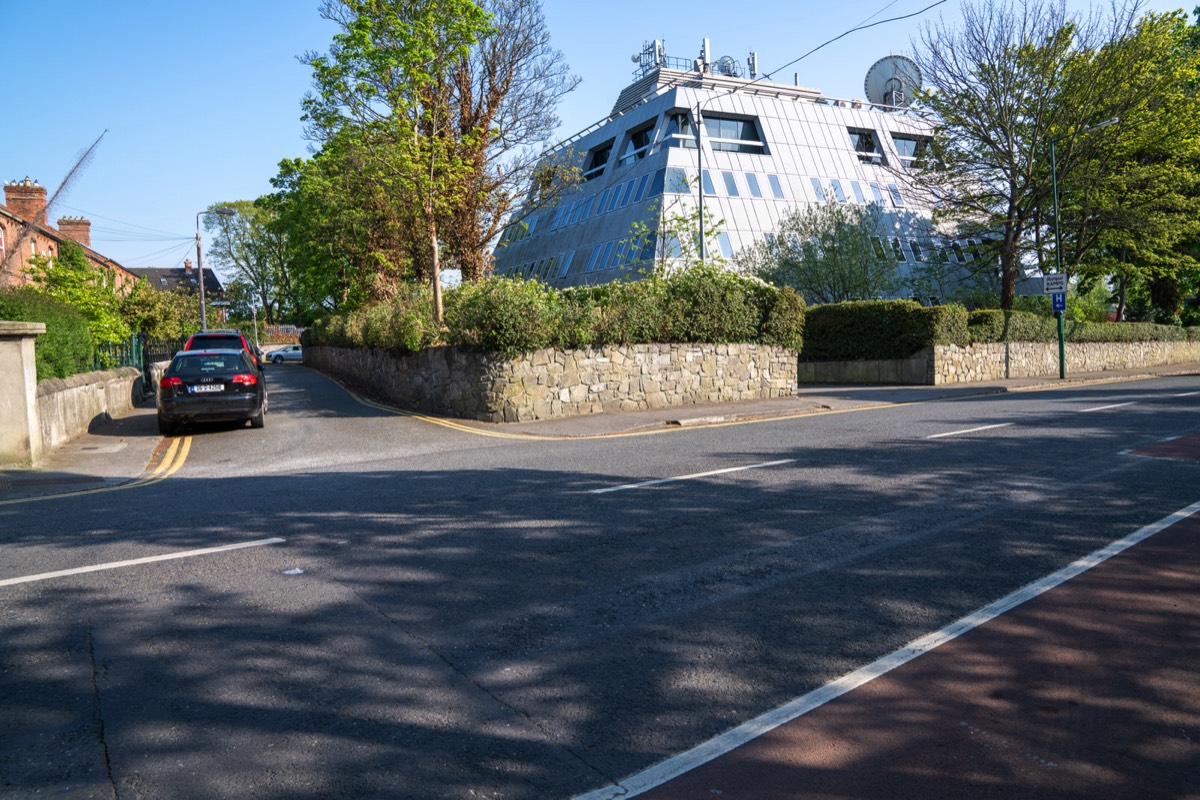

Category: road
[2, 365, 1197, 799]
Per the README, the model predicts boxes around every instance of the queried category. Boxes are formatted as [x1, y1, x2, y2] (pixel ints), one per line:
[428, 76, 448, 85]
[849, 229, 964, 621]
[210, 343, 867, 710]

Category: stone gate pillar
[0, 321, 46, 466]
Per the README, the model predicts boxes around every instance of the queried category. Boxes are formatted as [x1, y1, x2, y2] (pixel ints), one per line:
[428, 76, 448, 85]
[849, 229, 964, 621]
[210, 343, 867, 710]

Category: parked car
[183, 329, 262, 369]
[266, 344, 303, 364]
[157, 349, 266, 435]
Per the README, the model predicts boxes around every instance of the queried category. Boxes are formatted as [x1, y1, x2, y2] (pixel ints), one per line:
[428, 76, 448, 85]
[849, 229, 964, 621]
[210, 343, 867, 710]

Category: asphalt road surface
[2, 366, 1197, 799]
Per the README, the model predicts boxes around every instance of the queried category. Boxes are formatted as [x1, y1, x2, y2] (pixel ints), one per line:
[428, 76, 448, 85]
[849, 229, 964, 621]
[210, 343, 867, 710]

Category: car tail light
[161, 376, 183, 389]
[231, 374, 258, 386]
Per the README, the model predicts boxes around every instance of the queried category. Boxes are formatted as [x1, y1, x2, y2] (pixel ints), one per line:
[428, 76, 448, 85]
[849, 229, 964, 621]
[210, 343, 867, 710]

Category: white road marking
[926, 423, 1013, 440]
[1080, 401, 1138, 413]
[573, 500, 1200, 800]
[1174, 391, 1200, 397]
[0, 538, 286, 588]
[590, 460, 796, 494]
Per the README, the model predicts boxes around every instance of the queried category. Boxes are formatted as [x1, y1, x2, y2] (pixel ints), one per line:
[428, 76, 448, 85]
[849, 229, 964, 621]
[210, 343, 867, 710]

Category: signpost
[1043, 274, 1067, 378]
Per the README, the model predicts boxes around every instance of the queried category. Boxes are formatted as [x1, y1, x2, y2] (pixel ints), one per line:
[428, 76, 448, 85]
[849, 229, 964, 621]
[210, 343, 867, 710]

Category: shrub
[802, 300, 967, 361]
[968, 310, 1193, 343]
[0, 288, 94, 380]
[759, 286, 806, 350]
[660, 263, 761, 343]
[444, 277, 562, 357]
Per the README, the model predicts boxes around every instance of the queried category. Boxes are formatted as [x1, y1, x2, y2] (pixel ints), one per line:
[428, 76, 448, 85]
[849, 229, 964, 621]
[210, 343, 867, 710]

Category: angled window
[664, 111, 698, 149]
[581, 196, 596, 220]
[583, 140, 613, 181]
[597, 188, 611, 214]
[870, 236, 888, 260]
[704, 115, 765, 154]
[600, 241, 615, 269]
[767, 174, 786, 199]
[722, 172, 739, 197]
[745, 173, 762, 198]
[850, 181, 867, 204]
[869, 182, 886, 205]
[633, 173, 650, 203]
[558, 251, 575, 278]
[810, 178, 827, 202]
[648, 168, 667, 198]
[620, 180, 636, 207]
[891, 135, 930, 168]
[586, 244, 603, 272]
[569, 199, 586, 225]
[701, 170, 717, 196]
[891, 238, 907, 262]
[909, 240, 926, 262]
[716, 232, 734, 259]
[887, 183, 906, 207]
[830, 179, 847, 202]
[848, 129, 884, 165]
[665, 167, 690, 194]
[619, 122, 655, 166]
[607, 186, 622, 212]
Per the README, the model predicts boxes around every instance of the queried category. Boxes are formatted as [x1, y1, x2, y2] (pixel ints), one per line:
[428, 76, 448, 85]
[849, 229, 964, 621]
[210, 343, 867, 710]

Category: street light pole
[195, 207, 236, 332]
[1047, 117, 1118, 380]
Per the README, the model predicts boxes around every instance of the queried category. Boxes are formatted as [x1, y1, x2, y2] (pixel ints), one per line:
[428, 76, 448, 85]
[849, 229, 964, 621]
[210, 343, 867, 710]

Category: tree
[735, 201, 901, 303]
[303, 0, 494, 321]
[119, 280, 199, 340]
[910, 0, 1149, 309]
[24, 240, 130, 344]
[203, 200, 293, 326]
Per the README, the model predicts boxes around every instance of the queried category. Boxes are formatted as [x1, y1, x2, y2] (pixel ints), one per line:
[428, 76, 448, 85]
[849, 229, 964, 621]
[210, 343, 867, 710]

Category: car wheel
[249, 408, 265, 429]
[273, 355, 284, 364]
[157, 413, 178, 436]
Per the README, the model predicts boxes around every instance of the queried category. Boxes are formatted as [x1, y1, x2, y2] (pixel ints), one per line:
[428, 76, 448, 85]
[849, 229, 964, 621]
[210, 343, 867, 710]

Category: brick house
[0, 177, 137, 291]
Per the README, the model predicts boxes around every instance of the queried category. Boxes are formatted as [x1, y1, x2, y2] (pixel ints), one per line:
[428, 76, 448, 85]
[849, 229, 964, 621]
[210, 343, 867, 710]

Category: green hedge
[306, 266, 805, 356]
[968, 310, 1197, 343]
[801, 300, 968, 361]
[0, 288, 93, 380]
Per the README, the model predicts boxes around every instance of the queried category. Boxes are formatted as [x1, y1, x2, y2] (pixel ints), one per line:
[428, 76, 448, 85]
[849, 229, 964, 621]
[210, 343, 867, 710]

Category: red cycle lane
[635, 499, 1200, 799]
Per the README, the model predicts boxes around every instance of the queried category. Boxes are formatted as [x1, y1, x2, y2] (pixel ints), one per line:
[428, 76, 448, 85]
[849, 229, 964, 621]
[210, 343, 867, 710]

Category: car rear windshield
[171, 354, 248, 376]
[191, 335, 242, 348]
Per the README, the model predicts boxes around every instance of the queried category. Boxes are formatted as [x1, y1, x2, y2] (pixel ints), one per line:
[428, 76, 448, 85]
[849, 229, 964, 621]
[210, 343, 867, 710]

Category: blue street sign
[1052, 292, 1066, 312]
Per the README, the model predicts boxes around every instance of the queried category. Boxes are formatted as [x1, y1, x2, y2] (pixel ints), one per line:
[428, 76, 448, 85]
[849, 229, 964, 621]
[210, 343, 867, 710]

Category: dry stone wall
[931, 340, 1200, 384]
[306, 343, 798, 422]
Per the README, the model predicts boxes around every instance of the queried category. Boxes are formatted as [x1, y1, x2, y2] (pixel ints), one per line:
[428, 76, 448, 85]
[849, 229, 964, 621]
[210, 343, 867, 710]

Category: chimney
[57, 216, 91, 248]
[3, 177, 48, 223]
[184, 258, 193, 273]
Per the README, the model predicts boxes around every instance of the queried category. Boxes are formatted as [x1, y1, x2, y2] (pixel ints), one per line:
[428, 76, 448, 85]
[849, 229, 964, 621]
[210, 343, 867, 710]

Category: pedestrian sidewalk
[2, 362, 1196, 503]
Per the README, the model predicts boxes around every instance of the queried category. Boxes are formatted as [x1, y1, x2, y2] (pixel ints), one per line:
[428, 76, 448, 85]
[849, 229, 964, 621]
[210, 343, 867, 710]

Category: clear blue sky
[3, 0, 1191, 278]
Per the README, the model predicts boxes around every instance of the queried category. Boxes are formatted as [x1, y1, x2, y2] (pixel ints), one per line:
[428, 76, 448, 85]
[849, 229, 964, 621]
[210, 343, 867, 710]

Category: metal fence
[93, 334, 185, 396]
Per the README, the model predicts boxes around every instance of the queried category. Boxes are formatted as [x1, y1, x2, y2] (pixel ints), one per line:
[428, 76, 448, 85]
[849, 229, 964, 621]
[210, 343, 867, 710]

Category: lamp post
[195, 207, 235, 331]
[1048, 117, 1118, 379]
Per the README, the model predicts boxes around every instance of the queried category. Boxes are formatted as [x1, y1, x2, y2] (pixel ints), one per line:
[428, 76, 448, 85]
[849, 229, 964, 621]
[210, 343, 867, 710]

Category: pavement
[3, 361, 1198, 503]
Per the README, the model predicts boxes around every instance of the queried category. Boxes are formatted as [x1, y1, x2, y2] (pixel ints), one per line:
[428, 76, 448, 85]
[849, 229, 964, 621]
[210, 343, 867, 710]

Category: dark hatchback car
[157, 349, 267, 435]
[183, 329, 263, 369]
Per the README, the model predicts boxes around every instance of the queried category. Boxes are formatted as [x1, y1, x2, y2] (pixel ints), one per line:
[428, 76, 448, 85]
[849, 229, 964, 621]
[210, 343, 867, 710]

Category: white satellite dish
[715, 55, 742, 78]
[864, 55, 922, 107]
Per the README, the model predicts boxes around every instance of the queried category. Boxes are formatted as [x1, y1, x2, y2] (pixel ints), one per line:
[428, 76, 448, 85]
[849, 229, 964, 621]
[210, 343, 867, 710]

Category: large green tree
[911, 0, 1153, 309]
[24, 240, 130, 345]
[735, 202, 901, 303]
[203, 200, 295, 326]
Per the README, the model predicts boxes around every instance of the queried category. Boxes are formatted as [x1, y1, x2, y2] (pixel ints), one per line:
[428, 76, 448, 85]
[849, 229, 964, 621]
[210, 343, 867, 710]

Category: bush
[759, 286, 806, 350]
[0, 288, 94, 380]
[802, 300, 967, 361]
[444, 277, 562, 357]
[968, 310, 1194, 343]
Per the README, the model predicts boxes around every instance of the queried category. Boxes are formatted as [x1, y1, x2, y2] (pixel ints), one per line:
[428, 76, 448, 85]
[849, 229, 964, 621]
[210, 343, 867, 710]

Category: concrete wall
[0, 322, 45, 464]
[307, 343, 798, 422]
[35, 367, 144, 453]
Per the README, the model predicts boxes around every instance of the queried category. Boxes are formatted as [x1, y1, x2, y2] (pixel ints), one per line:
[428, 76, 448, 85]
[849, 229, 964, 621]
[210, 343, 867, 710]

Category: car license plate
[191, 384, 224, 393]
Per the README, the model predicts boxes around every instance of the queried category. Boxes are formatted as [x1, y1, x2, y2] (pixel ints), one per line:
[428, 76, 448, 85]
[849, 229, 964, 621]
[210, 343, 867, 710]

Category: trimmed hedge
[968, 310, 1199, 343]
[0, 288, 93, 380]
[801, 300, 968, 361]
[307, 267, 805, 356]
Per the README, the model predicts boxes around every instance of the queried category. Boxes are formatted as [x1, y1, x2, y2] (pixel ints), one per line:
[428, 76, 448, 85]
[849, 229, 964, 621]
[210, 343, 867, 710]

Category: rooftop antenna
[748, 51, 758, 79]
[863, 54, 922, 107]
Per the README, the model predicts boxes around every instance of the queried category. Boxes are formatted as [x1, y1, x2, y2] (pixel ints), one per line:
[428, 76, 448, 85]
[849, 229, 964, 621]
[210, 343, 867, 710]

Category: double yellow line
[0, 436, 192, 506]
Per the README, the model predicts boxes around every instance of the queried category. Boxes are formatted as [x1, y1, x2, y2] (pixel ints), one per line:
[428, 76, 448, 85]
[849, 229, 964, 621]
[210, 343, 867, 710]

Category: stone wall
[36, 367, 143, 453]
[930, 340, 1200, 384]
[306, 343, 798, 422]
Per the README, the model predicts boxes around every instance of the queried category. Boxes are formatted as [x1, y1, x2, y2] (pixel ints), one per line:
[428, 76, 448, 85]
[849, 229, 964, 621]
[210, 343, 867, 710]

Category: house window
[619, 123, 655, 166]
[583, 140, 613, 181]
[704, 115, 765, 154]
[892, 135, 930, 168]
[848, 129, 884, 165]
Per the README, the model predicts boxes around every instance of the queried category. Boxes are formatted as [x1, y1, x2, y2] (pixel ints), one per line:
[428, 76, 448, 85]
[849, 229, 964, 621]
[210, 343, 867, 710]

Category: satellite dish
[715, 55, 742, 78]
[864, 55, 922, 107]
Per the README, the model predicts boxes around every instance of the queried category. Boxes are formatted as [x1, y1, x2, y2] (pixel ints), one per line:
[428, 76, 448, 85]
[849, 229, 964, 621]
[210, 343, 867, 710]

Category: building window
[701, 170, 717, 196]
[704, 115, 765, 154]
[810, 178, 827, 202]
[597, 188, 611, 214]
[870, 236, 888, 260]
[633, 173, 650, 203]
[869, 182, 886, 205]
[891, 238, 907, 262]
[569, 199, 586, 225]
[716, 232, 734, 259]
[664, 111, 698, 148]
[586, 244, 603, 272]
[583, 140, 613, 181]
[745, 173, 763, 198]
[665, 167, 689, 194]
[581, 196, 595, 220]
[767, 174, 786, 200]
[909, 240, 926, 262]
[887, 183, 906, 207]
[892, 135, 930, 168]
[619, 123, 655, 166]
[830, 179, 847, 202]
[607, 186, 622, 212]
[722, 172, 739, 197]
[558, 251, 575, 278]
[850, 181, 867, 204]
[600, 241, 615, 269]
[848, 129, 884, 165]
[648, 168, 667, 198]
[620, 180, 636, 207]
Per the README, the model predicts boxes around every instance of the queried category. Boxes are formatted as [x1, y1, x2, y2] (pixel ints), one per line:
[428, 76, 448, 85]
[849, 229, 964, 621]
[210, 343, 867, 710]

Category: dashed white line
[0, 538, 286, 588]
[590, 460, 795, 494]
[926, 423, 1014, 440]
[1174, 391, 1200, 398]
[1080, 401, 1138, 413]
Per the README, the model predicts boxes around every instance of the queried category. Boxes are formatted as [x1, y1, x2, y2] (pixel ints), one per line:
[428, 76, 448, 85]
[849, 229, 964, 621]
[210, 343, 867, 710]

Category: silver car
[265, 344, 303, 364]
